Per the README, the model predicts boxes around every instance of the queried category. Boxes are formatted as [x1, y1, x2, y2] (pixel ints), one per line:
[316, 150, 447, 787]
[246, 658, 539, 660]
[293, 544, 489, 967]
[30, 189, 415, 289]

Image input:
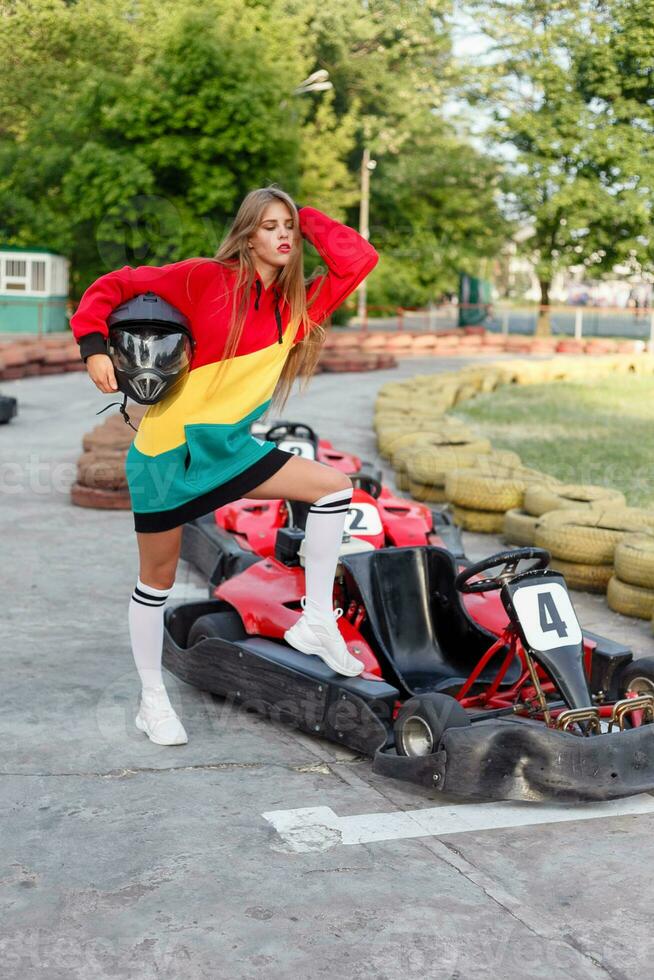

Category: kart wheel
[394, 693, 470, 758]
[618, 657, 654, 698]
[187, 611, 247, 647]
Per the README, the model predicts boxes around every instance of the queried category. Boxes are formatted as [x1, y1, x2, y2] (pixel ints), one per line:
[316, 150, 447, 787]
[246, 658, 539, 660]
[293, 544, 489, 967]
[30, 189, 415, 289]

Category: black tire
[394, 693, 471, 757]
[187, 611, 247, 647]
[618, 656, 654, 698]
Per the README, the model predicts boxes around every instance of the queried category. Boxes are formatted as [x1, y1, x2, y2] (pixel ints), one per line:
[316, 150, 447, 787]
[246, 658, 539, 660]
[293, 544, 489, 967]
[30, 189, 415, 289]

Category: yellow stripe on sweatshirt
[134, 331, 292, 457]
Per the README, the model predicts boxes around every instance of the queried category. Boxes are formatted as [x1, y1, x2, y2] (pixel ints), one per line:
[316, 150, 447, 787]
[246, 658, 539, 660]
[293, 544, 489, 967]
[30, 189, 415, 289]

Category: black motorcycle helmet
[107, 292, 194, 406]
[95, 292, 195, 432]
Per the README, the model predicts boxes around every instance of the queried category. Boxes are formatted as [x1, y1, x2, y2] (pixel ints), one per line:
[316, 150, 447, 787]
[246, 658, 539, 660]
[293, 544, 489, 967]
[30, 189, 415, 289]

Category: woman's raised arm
[297, 206, 379, 329]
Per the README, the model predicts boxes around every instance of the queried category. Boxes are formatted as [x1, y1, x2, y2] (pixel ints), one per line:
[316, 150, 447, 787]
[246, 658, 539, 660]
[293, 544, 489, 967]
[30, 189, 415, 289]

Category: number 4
[538, 592, 568, 639]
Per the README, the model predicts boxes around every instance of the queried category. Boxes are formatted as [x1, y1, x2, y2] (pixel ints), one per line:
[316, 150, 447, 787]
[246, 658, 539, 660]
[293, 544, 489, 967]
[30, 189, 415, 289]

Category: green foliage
[1, 0, 510, 305]
[465, 0, 654, 308]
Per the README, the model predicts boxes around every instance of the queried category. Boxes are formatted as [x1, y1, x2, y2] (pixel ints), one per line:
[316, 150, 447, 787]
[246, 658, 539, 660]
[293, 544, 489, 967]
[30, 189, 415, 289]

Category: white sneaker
[135, 685, 188, 746]
[284, 596, 365, 677]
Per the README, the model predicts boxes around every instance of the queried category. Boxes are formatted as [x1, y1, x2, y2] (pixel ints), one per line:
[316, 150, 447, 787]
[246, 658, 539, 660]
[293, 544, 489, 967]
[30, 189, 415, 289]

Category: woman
[71, 185, 379, 746]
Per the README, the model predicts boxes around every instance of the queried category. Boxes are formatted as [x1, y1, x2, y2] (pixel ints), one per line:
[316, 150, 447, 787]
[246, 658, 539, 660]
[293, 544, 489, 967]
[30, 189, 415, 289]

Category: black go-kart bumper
[181, 515, 261, 589]
[0, 394, 17, 424]
[373, 716, 654, 802]
[163, 600, 654, 803]
[163, 600, 398, 757]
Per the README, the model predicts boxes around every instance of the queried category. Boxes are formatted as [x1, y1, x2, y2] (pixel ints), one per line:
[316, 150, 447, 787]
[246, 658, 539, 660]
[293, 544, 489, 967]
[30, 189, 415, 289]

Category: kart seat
[340, 546, 521, 696]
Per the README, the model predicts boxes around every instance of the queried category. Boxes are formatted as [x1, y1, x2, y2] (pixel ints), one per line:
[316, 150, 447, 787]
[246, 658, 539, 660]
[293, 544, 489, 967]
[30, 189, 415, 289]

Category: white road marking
[262, 794, 654, 852]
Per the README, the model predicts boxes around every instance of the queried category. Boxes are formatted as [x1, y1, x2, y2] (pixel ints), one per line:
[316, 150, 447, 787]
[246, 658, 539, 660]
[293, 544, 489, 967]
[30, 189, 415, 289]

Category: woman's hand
[86, 353, 118, 394]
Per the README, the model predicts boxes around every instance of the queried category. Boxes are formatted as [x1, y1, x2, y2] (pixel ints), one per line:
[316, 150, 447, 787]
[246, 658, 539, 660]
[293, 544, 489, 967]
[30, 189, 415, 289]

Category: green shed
[0, 247, 70, 335]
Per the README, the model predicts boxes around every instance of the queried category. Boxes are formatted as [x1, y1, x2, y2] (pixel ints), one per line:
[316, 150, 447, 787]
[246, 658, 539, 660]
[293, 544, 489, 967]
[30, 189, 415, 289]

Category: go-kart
[0, 393, 17, 424]
[180, 419, 465, 588]
[163, 545, 654, 802]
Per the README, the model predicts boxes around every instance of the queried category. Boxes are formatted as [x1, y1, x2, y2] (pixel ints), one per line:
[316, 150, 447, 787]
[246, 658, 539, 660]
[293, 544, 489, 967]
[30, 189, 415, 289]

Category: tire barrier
[534, 509, 650, 566]
[407, 478, 448, 503]
[549, 558, 614, 594]
[502, 508, 539, 547]
[451, 504, 506, 534]
[376, 355, 654, 614]
[72, 406, 148, 510]
[0, 336, 83, 379]
[77, 452, 128, 491]
[607, 575, 654, 620]
[70, 483, 131, 510]
[319, 350, 397, 372]
[523, 483, 627, 517]
[607, 531, 654, 621]
[445, 466, 557, 513]
[377, 424, 475, 460]
[614, 532, 654, 590]
[0, 334, 398, 382]
[406, 447, 521, 487]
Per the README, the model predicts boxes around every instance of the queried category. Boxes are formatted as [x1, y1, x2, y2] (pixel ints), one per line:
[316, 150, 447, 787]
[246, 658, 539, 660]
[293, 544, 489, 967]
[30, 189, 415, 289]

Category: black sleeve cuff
[78, 332, 108, 362]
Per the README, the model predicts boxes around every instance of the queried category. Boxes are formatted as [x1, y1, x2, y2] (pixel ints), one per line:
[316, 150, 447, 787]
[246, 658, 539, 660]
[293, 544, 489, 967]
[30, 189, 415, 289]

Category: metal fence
[349, 303, 654, 342]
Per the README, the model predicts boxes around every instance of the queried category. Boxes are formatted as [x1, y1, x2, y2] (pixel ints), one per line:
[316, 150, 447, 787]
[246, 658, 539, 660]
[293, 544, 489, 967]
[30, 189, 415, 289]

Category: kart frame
[163, 544, 654, 803]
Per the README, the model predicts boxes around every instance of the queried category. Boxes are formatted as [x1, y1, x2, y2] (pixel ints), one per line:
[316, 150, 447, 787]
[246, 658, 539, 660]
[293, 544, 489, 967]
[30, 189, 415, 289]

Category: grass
[450, 374, 654, 508]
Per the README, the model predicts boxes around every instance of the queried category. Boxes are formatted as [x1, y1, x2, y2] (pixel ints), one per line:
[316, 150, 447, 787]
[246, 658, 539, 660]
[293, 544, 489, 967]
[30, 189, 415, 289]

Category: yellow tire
[592, 506, 654, 531]
[395, 470, 410, 491]
[607, 575, 654, 620]
[445, 466, 553, 513]
[406, 447, 519, 486]
[407, 479, 448, 503]
[378, 425, 474, 458]
[614, 532, 654, 589]
[549, 558, 613, 594]
[534, 510, 649, 565]
[451, 504, 505, 534]
[523, 483, 626, 518]
[503, 508, 539, 547]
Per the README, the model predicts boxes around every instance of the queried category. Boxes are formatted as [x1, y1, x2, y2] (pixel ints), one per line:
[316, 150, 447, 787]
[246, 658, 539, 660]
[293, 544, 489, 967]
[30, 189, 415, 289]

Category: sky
[444, 4, 517, 161]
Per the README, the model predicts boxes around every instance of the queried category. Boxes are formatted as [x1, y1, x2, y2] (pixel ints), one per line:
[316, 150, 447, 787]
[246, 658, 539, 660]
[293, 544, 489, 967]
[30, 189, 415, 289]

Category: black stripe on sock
[131, 595, 167, 608]
[311, 494, 353, 508]
[308, 506, 351, 515]
[134, 585, 169, 602]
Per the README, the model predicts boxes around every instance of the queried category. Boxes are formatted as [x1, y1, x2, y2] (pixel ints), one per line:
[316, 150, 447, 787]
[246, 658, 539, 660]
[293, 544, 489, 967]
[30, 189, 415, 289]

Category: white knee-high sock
[303, 487, 353, 616]
[128, 578, 171, 693]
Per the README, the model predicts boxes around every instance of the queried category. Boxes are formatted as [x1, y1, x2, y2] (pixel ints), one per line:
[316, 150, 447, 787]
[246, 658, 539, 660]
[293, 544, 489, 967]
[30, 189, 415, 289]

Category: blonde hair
[205, 184, 327, 412]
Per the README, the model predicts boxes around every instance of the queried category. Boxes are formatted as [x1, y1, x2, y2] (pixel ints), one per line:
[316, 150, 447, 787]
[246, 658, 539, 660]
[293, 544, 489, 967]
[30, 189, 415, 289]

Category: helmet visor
[109, 327, 192, 374]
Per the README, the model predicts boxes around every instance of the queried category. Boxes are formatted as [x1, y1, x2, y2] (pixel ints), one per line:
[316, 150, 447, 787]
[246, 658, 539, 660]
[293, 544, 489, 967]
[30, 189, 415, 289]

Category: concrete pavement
[1, 356, 653, 979]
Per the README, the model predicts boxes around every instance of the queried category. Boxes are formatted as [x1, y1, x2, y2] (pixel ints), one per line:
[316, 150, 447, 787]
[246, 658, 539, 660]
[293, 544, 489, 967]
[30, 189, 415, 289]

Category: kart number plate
[512, 581, 582, 651]
[277, 438, 316, 459]
[345, 503, 383, 537]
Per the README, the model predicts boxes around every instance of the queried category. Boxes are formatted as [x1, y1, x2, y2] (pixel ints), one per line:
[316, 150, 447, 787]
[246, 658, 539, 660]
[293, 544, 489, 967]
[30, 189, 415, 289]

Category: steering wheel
[265, 421, 318, 444]
[350, 471, 382, 499]
[454, 548, 550, 594]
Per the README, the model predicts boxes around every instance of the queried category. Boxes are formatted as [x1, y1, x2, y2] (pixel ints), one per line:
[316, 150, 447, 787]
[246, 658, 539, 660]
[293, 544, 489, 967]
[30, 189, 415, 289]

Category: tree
[1, 0, 511, 310]
[573, 1, 654, 276]
[0, 0, 316, 292]
[465, 0, 649, 333]
[298, 0, 509, 308]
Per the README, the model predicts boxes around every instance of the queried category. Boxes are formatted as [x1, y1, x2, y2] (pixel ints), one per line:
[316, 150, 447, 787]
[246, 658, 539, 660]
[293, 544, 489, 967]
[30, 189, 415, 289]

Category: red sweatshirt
[70, 206, 379, 364]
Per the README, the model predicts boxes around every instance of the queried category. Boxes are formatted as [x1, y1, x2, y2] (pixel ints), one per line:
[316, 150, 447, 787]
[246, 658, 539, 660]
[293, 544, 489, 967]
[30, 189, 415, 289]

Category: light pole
[293, 70, 333, 96]
[279, 71, 332, 111]
[356, 147, 376, 325]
